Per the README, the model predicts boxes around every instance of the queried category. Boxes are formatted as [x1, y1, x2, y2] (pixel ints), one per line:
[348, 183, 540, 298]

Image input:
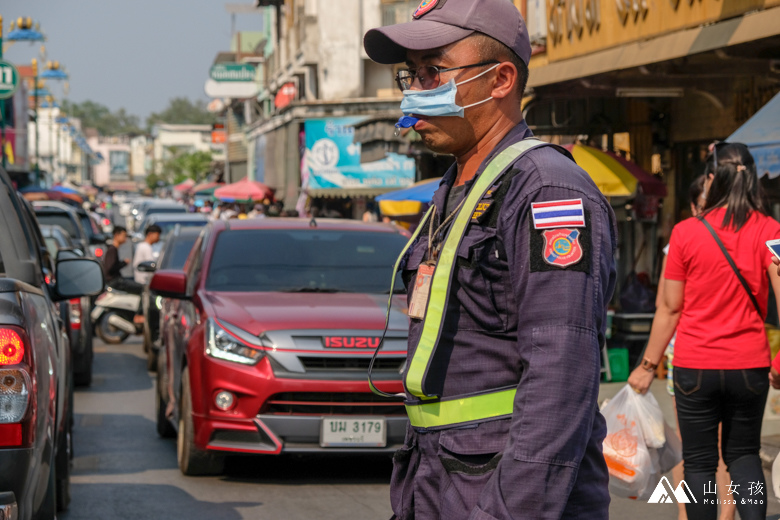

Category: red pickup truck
[152, 218, 410, 475]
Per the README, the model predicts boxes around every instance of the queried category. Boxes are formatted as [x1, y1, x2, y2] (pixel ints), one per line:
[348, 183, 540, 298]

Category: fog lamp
[215, 391, 235, 411]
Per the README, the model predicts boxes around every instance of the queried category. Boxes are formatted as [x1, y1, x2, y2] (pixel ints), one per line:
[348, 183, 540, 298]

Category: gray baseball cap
[364, 0, 531, 65]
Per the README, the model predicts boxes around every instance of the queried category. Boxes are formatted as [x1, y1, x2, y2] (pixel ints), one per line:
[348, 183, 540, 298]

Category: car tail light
[0, 327, 35, 447]
[69, 298, 82, 330]
[103, 218, 110, 226]
[0, 369, 30, 423]
[94, 247, 104, 258]
[0, 329, 24, 365]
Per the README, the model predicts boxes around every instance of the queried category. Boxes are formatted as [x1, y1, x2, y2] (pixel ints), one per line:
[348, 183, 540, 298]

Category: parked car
[32, 201, 108, 259]
[133, 212, 208, 243]
[0, 166, 104, 519]
[142, 226, 202, 370]
[40, 225, 97, 386]
[133, 201, 186, 232]
[152, 219, 410, 475]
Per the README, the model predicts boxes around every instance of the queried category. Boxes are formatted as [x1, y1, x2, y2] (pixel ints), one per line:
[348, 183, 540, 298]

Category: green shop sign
[209, 63, 256, 82]
[0, 60, 20, 100]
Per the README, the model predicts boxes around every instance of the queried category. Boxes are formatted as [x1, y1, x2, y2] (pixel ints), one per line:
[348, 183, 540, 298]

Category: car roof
[147, 213, 207, 223]
[215, 218, 403, 234]
[32, 200, 86, 215]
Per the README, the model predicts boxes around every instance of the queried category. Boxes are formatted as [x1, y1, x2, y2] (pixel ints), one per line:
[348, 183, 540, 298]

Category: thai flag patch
[531, 199, 585, 230]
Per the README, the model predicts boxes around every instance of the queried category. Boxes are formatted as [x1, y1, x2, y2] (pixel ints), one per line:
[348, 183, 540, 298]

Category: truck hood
[203, 291, 409, 335]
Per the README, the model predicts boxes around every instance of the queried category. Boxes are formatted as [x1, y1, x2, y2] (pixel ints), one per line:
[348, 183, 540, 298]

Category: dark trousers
[674, 366, 769, 520]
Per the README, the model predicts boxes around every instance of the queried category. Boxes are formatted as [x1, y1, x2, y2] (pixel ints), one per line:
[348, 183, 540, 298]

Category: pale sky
[1, 0, 264, 122]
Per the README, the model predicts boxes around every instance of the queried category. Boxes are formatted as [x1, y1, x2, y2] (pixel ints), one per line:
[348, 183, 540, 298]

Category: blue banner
[304, 117, 415, 191]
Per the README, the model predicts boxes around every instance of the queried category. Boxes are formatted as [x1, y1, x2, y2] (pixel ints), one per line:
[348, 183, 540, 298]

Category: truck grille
[298, 356, 404, 372]
[264, 392, 406, 416]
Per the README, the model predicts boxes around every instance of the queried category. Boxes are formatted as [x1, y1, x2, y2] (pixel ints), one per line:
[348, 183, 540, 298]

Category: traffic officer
[364, 0, 617, 518]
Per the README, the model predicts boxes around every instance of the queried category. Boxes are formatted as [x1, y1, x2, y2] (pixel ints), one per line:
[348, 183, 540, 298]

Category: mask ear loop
[454, 63, 500, 87]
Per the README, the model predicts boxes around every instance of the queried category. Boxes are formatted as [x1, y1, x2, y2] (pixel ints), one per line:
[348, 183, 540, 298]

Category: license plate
[320, 417, 387, 448]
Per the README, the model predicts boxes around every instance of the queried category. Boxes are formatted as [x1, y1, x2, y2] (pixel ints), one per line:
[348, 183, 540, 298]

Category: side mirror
[137, 260, 157, 273]
[150, 270, 188, 299]
[53, 258, 105, 301]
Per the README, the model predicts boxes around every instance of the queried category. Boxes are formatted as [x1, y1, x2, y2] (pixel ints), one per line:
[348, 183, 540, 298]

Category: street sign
[209, 63, 256, 82]
[0, 60, 20, 100]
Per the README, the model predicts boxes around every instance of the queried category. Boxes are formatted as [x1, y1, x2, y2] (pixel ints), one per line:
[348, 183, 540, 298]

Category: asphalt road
[60, 336, 713, 520]
[61, 337, 395, 520]
[89, 203, 775, 519]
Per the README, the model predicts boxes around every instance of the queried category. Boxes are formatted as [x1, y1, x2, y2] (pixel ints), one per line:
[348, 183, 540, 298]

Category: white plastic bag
[629, 388, 666, 448]
[602, 385, 654, 498]
[636, 421, 683, 500]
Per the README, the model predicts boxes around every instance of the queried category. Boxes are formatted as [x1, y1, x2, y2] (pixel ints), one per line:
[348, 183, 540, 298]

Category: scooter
[91, 287, 141, 344]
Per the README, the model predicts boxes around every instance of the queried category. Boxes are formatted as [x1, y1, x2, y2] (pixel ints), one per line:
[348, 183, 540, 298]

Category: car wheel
[74, 333, 93, 387]
[96, 312, 129, 344]
[177, 367, 224, 476]
[156, 357, 176, 438]
[142, 321, 151, 353]
[34, 458, 57, 520]
[55, 425, 71, 512]
[147, 345, 159, 372]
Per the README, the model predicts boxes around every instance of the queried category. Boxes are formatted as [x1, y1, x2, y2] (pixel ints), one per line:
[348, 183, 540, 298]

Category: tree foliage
[60, 99, 144, 136]
[147, 97, 216, 131]
[160, 148, 214, 184]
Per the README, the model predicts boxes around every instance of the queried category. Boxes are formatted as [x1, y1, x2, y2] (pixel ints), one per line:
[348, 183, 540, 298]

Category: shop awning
[727, 92, 780, 179]
[307, 187, 400, 199]
[529, 6, 780, 88]
[564, 145, 667, 198]
[375, 177, 441, 217]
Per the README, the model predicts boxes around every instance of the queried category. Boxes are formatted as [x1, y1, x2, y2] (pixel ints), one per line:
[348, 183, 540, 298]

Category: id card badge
[408, 262, 435, 319]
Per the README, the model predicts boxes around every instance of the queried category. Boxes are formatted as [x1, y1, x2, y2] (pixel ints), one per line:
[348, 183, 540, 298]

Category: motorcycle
[91, 287, 142, 344]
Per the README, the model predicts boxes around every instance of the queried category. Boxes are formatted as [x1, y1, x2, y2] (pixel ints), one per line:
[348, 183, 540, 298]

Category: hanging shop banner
[304, 117, 415, 191]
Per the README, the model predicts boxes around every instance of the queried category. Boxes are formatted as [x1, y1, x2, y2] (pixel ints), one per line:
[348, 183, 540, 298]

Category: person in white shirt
[133, 224, 161, 284]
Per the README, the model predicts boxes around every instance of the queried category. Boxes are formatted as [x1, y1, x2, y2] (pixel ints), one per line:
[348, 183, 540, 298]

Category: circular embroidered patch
[413, 0, 439, 18]
[542, 228, 583, 268]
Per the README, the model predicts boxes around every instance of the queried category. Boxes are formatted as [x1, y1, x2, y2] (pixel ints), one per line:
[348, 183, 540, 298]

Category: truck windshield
[206, 229, 408, 293]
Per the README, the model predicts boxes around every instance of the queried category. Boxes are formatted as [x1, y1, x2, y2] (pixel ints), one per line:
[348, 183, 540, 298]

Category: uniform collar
[431, 120, 535, 220]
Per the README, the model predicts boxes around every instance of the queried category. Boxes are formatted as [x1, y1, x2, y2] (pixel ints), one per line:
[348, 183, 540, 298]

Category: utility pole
[32, 58, 39, 184]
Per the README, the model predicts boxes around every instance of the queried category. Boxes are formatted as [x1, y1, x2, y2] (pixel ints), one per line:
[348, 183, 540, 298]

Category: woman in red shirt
[629, 143, 780, 520]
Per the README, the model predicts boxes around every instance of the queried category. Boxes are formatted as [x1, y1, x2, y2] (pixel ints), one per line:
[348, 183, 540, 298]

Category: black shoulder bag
[698, 216, 762, 315]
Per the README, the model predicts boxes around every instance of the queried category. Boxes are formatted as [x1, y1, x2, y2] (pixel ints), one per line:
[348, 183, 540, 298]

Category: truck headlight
[205, 319, 266, 366]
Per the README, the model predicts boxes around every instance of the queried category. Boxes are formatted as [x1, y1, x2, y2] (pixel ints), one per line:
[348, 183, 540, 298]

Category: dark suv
[0, 167, 104, 519]
[32, 201, 108, 259]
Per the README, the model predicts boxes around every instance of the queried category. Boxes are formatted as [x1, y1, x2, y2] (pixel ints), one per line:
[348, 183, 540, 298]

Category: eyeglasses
[394, 60, 499, 92]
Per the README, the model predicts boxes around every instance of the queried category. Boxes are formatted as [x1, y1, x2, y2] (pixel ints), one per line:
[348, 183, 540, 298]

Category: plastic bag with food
[602, 385, 653, 498]
[628, 387, 666, 448]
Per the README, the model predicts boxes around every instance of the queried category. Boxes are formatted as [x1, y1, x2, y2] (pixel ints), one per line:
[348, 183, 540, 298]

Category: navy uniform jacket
[392, 121, 617, 520]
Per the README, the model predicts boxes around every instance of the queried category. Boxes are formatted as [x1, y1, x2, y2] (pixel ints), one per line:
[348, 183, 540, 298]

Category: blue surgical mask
[399, 63, 499, 120]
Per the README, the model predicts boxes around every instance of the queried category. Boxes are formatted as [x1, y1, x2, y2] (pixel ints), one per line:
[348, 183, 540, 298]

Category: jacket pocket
[454, 228, 509, 332]
[390, 427, 418, 520]
[437, 422, 508, 518]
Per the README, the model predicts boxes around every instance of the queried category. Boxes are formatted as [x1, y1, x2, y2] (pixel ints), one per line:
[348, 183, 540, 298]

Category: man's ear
[491, 62, 517, 99]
